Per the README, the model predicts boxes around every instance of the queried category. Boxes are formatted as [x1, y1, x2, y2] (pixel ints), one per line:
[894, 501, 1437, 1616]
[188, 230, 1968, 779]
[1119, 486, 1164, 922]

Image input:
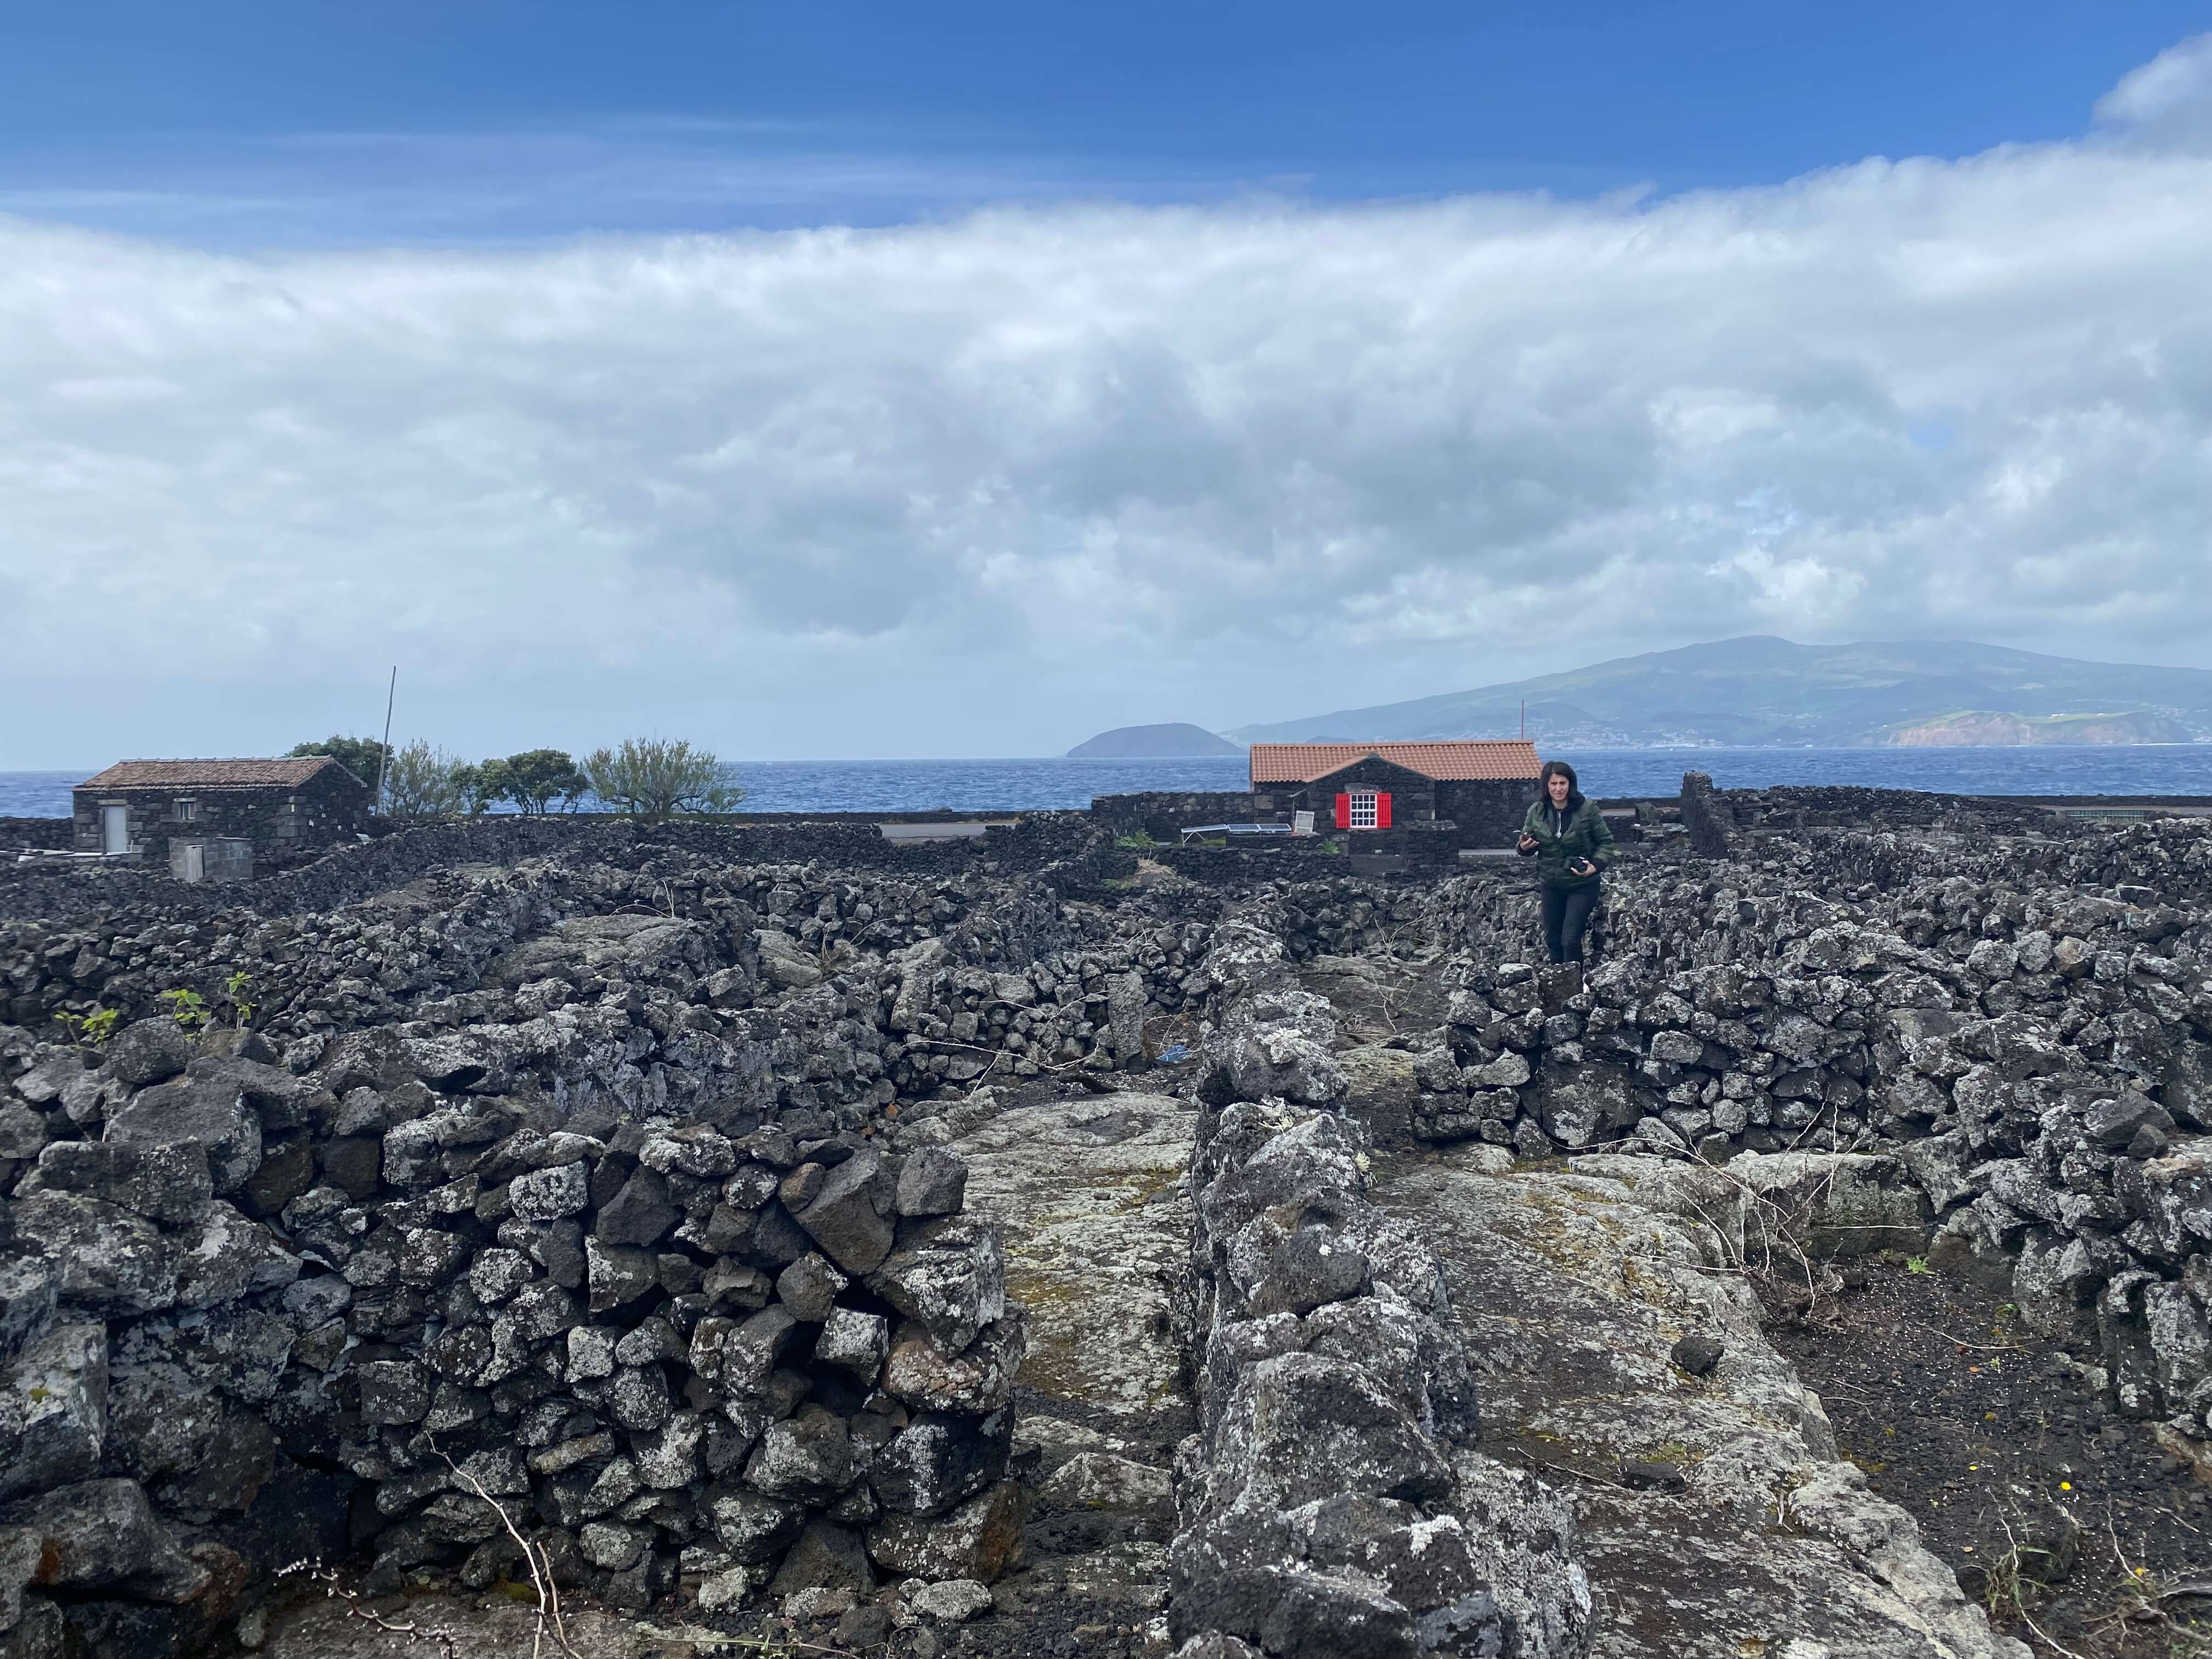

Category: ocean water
[5, 746, 2209, 820]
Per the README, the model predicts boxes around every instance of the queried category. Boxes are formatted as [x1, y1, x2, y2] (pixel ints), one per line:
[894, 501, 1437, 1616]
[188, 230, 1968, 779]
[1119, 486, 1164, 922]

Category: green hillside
[1224, 637, 2212, 748]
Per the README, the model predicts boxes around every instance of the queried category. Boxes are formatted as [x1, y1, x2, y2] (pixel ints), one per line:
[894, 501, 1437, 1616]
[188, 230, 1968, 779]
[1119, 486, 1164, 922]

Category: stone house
[72, 758, 373, 871]
[1246, 741, 1543, 848]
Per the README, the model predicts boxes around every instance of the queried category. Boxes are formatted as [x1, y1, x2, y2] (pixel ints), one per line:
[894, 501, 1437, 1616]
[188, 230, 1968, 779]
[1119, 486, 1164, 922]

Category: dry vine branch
[430, 1442, 582, 1659]
[275, 1561, 465, 1656]
[1992, 1510, 2085, 1659]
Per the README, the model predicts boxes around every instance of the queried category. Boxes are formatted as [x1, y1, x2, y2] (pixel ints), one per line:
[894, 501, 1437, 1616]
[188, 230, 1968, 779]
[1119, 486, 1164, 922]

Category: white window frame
[1347, 791, 1379, 830]
[172, 798, 197, 823]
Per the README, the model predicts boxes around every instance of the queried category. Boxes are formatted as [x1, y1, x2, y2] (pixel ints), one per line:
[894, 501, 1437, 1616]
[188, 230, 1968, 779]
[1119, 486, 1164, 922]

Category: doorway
[101, 805, 128, 854]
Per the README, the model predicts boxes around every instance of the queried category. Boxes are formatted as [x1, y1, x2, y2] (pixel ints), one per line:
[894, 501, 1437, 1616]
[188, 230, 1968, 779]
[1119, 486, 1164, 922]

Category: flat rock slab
[264, 1592, 647, 1657]
[939, 1088, 1196, 1651]
[1376, 1148, 2027, 1659]
[1296, 953, 1450, 1045]
[951, 1092, 1196, 1426]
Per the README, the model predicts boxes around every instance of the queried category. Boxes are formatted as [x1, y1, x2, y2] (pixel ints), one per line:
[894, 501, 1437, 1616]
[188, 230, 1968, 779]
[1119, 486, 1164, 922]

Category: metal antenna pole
[375, 667, 396, 814]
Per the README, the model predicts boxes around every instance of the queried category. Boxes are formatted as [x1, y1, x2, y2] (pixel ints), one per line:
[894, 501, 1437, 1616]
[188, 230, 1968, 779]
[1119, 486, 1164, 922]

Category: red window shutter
[1375, 792, 1392, 828]
[1334, 793, 1351, 830]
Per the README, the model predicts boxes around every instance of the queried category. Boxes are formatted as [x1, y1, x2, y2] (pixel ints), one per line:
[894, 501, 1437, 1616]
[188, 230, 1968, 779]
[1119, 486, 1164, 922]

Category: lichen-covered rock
[104, 1075, 262, 1193]
[881, 1313, 1025, 1416]
[0, 1256, 59, 1370]
[0, 1477, 206, 1602]
[868, 1214, 1006, 1356]
[9, 1193, 177, 1315]
[869, 1409, 1012, 1517]
[102, 1020, 193, 1089]
[0, 1323, 107, 1503]
[866, 1479, 1024, 1582]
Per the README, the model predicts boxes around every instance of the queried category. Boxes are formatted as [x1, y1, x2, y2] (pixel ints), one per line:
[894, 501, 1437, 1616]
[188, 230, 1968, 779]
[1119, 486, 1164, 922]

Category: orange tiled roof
[77, 757, 359, 791]
[1249, 741, 1543, 785]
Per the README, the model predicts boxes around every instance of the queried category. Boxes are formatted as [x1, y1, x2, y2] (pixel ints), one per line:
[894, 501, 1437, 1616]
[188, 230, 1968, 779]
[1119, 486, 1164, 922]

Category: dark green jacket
[1519, 796, 1617, 889]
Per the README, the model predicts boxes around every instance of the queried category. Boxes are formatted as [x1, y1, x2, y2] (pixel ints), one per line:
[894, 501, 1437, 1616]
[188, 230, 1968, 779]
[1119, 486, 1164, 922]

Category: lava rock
[9, 1193, 177, 1314]
[33, 1140, 212, 1226]
[105, 1076, 262, 1194]
[1669, 1333, 1725, 1377]
[794, 1150, 896, 1276]
[104, 1020, 194, 1088]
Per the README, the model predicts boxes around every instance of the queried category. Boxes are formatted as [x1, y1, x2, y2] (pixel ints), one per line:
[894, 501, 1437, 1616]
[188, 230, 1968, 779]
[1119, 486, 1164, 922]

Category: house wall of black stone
[72, 769, 371, 865]
[1435, 778, 1542, 848]
[1254, 757, 1441, 826]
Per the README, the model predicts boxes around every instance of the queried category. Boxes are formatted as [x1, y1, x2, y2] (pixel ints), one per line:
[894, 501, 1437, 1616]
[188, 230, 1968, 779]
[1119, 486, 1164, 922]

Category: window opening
[173, 799, 197, 823]
[1348, 791, 1379, 830]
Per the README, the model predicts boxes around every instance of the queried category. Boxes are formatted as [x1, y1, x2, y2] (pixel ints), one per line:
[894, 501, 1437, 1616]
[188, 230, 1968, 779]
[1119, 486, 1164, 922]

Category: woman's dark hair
[1538, 760, 1584, 808]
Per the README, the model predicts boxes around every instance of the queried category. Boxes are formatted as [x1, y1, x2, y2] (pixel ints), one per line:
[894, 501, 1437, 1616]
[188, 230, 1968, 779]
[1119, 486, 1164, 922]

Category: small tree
[288, 735, 390, 793]
[581, 738, 743, 822]
[452, 759, 513, 816]
[381, 741, 467, 817]
[498, 749, 589, 815]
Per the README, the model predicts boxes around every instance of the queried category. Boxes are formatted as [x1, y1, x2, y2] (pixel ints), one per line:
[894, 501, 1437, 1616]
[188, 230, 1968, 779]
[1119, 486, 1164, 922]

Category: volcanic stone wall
[1168, 910, 1591, 1659]
[1088, 793, 1265, 843]
[1278, 816, 2212, 1468]
[0, 820, 72, 851]
[0, 831, 1214, 1654]
[0, 810, 1131, 929]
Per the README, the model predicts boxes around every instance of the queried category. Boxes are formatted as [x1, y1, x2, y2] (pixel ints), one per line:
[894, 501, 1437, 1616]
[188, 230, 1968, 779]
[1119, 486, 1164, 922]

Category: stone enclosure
[1, 792, 2210, 1656]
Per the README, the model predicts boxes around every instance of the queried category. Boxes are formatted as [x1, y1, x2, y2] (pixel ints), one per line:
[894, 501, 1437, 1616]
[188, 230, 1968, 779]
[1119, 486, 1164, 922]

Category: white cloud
[2097, 32, 2212, 150]
[4, 41, 2212, 763]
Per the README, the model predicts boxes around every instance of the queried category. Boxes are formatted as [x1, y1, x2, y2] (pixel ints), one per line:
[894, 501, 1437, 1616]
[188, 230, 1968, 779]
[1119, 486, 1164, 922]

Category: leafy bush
[381, 740, 469, 816]
[581, 738, 743, 822]
[159, 988, 210, 1030]
[287, 735, 391, 792]
[452, 759, 511, 815]
[498, 749, 589, 814]
[55, 1007, 119, 1048]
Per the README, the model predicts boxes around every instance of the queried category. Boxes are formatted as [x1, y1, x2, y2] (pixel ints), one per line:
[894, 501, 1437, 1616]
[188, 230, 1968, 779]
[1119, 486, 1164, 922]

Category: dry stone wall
[8, 787, 2212, 1655]
[0, 830, 1209, 1656]
[1269, 815, 2212, 1474]
[1169, 910, 1592, 1659]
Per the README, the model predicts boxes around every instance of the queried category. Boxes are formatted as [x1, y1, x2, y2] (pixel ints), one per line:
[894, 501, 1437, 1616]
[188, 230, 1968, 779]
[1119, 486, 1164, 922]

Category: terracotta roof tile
[76, 757, 363, 791]
[1248, 741, 1544, 784]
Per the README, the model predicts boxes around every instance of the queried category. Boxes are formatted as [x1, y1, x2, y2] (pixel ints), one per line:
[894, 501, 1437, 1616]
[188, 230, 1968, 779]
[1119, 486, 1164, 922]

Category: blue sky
[3, 3, 2207, 240]
[2, 11, 2211, 764]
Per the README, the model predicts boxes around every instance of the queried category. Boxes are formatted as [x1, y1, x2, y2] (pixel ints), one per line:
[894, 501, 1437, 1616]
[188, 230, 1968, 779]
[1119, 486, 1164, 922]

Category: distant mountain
[1224, 637, 2212, 749]
[1067, 723, 1244, 758]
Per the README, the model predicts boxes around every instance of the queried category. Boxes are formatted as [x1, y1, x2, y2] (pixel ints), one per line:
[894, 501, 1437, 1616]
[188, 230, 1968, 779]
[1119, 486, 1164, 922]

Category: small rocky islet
[2, 787, 2209, 1657]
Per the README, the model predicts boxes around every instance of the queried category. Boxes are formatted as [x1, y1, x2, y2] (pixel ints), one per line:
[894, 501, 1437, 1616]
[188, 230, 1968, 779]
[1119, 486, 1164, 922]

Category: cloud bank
[3, 36, 2210, 762]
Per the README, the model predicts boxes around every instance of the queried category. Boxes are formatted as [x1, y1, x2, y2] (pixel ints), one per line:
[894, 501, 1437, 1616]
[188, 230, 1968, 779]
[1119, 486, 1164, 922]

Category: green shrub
[582, 738, 743, 822]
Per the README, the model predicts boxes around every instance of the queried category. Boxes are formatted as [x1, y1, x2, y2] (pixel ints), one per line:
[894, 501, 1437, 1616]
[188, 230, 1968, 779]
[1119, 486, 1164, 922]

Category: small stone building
[1248, 741, 1543, 848]
[73, 757, 373, 869]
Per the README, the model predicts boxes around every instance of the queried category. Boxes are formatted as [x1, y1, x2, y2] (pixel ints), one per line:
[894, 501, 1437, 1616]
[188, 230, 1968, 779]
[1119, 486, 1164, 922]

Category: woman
[1516, 760, 1616, 964]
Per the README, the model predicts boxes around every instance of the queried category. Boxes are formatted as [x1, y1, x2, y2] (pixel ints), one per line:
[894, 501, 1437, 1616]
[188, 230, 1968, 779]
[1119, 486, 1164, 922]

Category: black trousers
[1542, 882, 1600, 964]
